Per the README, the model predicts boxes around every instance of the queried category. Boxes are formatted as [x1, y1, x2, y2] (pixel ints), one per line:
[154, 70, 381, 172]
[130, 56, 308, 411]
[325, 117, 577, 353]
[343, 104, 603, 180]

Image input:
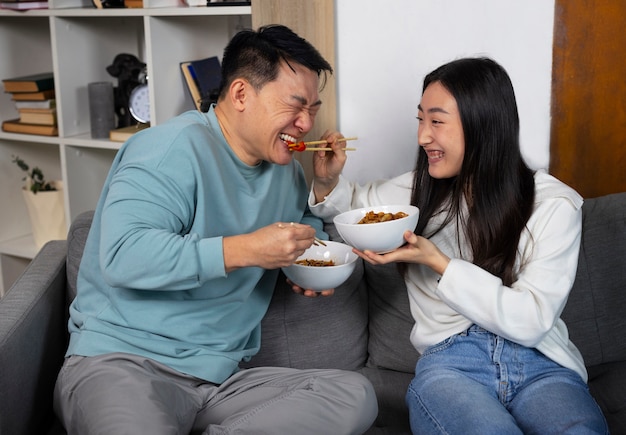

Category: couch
[1, 192, 625, 435]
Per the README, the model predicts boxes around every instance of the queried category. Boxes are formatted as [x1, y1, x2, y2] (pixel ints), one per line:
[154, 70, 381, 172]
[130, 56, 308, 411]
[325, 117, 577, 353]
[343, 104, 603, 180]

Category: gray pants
[53, 353, 378, 435]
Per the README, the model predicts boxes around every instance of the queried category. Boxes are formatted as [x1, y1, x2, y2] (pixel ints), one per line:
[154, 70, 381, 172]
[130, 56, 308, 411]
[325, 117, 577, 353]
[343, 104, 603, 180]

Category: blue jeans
[406, 325, 608, 434]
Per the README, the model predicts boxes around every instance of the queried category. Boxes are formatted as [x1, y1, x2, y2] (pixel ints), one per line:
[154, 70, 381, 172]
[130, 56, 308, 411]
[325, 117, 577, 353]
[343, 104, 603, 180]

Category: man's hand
[223, 222, 317, 272]
[288, 279, 335, 298]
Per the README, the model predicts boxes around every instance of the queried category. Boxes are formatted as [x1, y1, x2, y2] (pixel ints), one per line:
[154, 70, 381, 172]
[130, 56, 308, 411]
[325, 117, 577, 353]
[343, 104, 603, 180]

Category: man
[54, 25, 377, 434]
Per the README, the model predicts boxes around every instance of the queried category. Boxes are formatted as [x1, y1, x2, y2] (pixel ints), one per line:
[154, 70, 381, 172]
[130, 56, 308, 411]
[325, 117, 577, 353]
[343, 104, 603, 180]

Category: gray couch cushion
[587, 362, 626, 434]
[0, 240, 68, 435]
[326, 223, 419, 374]
[562, 192, 626, 367]
[66, 210, 94, 303]
[359, 366, 412, 434]
[241, 262, 369, 370]
[363, 262, 420, 374]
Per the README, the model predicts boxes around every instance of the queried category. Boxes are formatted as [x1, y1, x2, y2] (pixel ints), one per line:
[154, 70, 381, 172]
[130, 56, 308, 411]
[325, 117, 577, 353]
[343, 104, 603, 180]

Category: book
[1, 119, 58, 136]
[0, 1, 48, 9]
[14, 99, 56, 110]
[183, 0, 206, 6]
[11, 89, 55, 101]
[18, 108, 57, 125]
[18, 107, 56, 114]
[2, 72, 54, 93]
[180, 62, 203, 111]
[109, 123, 149, 142]
[180, 56, 221, 112]
[124, 0, 143, 7]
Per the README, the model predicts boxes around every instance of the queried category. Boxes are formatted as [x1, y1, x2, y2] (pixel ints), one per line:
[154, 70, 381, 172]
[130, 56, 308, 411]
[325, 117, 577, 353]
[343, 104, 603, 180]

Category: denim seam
[407, 383, 450, 435]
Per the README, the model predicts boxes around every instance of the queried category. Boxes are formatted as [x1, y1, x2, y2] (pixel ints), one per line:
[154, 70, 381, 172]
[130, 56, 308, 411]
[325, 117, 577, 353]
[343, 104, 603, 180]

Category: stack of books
[1, 72, 58, 136]
[0, 0, 49, 10]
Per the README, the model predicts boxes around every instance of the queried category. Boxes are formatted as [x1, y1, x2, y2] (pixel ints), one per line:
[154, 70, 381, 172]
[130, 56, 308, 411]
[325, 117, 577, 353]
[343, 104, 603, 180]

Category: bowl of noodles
[281, 240, 358, 291]
[333, 205, 419, 253]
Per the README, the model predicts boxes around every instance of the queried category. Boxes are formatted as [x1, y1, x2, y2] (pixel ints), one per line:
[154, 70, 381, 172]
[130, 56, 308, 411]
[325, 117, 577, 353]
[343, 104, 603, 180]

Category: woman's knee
[510, 376, 609, 434]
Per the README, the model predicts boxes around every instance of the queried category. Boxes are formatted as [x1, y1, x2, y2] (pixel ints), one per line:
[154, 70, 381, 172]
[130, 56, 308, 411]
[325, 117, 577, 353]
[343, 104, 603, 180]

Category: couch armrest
[0, 240, 68, 435]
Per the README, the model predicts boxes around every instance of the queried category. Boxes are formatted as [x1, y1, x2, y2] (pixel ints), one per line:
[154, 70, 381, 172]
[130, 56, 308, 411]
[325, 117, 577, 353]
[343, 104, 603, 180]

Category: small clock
[128, 83, 151, 124]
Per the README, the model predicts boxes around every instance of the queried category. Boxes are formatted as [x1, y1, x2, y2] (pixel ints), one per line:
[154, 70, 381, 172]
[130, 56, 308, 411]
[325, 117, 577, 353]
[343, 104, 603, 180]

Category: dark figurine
[92, 0, 124, 7]
[106, 53, 146, 128]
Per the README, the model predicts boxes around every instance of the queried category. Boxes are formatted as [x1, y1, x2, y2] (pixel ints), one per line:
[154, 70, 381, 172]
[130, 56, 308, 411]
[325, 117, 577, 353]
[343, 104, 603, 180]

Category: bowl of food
[281, 240, 358, 291]
[333, 205, 419, 253]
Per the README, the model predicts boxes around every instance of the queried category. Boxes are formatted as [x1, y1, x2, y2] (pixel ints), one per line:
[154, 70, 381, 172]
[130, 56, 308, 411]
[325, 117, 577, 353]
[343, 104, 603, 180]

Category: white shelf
[61, 133, 123, 150]
[0, 234, 38, 259]
[0, 5, 250, 17]
[0, 131, 62, 145]
[0, 4, 252, 291]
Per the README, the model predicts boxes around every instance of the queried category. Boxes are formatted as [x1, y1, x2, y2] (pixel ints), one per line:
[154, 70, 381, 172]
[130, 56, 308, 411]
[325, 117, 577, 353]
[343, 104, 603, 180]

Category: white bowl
[333, 205, 419, 253]
[281, 241, 358, 291]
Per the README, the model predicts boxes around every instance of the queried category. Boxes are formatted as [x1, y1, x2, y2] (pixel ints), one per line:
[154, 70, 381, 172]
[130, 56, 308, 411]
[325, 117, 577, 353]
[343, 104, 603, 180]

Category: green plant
[12, 155, 57, 194]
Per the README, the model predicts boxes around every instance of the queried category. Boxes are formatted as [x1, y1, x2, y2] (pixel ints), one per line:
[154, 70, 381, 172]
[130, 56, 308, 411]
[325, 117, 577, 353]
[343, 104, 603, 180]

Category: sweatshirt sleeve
[98, 163, 226, 291]
[309, 172, 414, 222]
[435, 196, 582, 347]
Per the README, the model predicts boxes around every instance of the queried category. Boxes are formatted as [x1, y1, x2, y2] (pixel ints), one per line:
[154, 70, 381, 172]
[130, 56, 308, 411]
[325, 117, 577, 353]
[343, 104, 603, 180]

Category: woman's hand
[354, 230, 450, 276]
[312, 130, 348, 203]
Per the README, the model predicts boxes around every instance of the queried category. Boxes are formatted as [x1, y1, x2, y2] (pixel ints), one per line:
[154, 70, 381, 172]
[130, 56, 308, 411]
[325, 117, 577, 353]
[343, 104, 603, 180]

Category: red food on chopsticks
[287, 141, 306, 152]
[286, 137, 358, 152]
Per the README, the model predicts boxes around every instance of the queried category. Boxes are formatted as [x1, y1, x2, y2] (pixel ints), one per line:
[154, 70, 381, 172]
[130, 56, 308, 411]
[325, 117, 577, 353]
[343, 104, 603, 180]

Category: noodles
[295, 259, 336, 267]
[357, 211, 408, 224]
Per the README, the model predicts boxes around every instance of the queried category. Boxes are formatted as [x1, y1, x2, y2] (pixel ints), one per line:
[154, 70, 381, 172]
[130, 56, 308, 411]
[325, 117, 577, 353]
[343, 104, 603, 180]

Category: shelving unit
[0, 2, 252, 296]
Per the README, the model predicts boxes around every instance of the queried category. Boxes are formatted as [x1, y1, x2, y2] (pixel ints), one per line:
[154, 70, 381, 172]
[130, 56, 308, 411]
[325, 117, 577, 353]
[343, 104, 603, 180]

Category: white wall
[335, 0, 555, 183]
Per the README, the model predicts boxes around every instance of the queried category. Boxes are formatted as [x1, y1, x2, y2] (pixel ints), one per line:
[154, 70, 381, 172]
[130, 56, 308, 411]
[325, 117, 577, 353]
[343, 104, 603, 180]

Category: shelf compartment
[0, 140, 63, 244]
[0, 16, 53, 124]
[0, 249, 36, 297]
[146, 14, 250, 123]
[0, 234, 38, 259]
[62, 145, 117, 222]
[51, 15, 146, 138]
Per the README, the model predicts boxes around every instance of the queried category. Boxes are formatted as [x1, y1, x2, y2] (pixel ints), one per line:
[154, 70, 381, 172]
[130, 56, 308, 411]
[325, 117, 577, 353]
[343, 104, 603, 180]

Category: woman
[309, 57, 608, 434]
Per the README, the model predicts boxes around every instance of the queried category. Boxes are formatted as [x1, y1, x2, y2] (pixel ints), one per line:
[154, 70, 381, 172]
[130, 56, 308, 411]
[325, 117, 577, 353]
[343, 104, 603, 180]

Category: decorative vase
[21, 180, 67, 249]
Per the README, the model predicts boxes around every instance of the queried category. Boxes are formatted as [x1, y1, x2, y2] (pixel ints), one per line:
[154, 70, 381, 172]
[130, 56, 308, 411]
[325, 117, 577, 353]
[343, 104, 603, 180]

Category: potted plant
[12, 156, 67, 249]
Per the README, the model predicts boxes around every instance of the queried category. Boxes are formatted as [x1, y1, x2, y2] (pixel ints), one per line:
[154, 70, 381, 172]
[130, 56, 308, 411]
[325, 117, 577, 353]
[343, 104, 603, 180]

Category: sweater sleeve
[309, 172, 414, 222]
[98, 163, 226, 291]
[436, 196, 582, 347]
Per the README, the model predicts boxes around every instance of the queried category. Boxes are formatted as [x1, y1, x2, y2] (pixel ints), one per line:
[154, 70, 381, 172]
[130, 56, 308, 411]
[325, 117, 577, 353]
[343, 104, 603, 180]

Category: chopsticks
[303, 137, 358, 146]
[289, 136, 358, 152]
[303, 147, 357, 151]
[282, 221, 327, 246]
[313, 237, 327, 247]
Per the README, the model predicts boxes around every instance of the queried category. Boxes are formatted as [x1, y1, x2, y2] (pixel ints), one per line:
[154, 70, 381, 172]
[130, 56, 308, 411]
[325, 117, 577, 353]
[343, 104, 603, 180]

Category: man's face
[244, 61, 322, 166]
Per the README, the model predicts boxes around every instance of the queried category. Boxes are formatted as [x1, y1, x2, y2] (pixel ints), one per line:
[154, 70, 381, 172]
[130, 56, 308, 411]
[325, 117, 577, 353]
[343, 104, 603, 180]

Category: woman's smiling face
[417, 81, 465, 179]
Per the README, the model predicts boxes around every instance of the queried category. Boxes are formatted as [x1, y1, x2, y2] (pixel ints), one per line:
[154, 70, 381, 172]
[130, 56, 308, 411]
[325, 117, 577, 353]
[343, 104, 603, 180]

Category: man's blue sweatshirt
[66, 108, 323, 383]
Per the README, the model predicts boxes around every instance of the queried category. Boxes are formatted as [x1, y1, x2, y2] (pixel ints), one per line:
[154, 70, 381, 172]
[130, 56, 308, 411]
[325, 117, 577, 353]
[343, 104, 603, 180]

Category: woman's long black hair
[412, 57, 535, 286]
